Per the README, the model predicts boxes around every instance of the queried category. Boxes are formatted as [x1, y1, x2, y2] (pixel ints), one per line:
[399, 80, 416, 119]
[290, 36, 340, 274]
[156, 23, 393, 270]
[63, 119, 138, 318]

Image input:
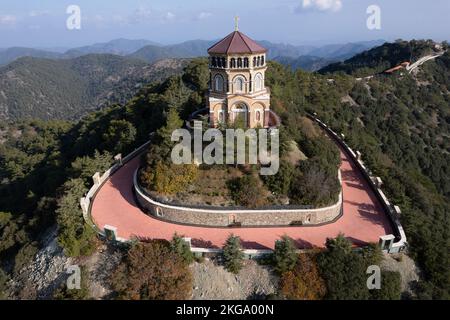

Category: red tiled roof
[208, 31, 267, 54]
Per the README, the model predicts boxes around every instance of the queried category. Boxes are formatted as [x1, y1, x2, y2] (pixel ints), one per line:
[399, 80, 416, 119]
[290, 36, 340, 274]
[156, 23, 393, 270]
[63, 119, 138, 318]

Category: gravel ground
[381, 252, 421, 295]
[190, 259, 278, 300]
[84, 244, 123, 299]
[8, 237, 72, 299]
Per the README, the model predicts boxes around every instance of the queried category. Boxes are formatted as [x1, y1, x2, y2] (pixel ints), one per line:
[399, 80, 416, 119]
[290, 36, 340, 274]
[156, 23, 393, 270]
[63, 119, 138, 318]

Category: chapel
[207, 19, 271, 128]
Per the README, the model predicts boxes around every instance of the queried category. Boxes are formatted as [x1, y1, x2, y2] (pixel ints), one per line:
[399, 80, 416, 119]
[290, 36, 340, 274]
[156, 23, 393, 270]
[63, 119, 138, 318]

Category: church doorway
[231, 102, 248, 128]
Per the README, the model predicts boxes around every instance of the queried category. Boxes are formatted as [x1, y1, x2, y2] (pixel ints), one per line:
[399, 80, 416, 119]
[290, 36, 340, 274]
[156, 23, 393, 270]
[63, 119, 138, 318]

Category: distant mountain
[129, 40, 215, 63]
[256, 41, 315, 59]
[0, 39, 161, 66]
[0, 55, 187, 121]
[0, 39, 385, 68]
[308, 40, 386, 60]
[129, 39, 385, 67]
[0, 47, 63, 65]
[64, 38, 161, 58]
[273, 55, 337, 72]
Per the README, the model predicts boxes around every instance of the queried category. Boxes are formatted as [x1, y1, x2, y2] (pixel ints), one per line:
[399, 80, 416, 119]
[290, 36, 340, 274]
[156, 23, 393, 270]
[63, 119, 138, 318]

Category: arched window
[261, 56, 265, 66]
[244, 57, 249, 68]
[218, 110, 225, 123]
[253, 57, 257, 67]
[256, 56, 260, 67]
[234, 76, 244, 92]
[237, 58, 242, 68]
[211, 57, 217, 67]
[214, 74, 224, 92]
[254, 73, 263, 91]
[222, 57, 227, 68]
[231, 58, 236, 68]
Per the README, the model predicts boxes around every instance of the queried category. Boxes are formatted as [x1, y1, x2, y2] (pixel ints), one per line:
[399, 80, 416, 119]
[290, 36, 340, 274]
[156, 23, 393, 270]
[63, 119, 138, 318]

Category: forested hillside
[266, 46, 449, 299]
[273, 55, 336, 72]
[319, 39, 446, 76]
[0, 55, 187, 121]
[0, 40, 448, 299]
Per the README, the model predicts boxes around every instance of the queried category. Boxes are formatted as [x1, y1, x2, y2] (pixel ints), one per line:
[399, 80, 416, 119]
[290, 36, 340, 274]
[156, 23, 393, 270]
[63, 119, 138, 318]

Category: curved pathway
[91, 144, 393, 250]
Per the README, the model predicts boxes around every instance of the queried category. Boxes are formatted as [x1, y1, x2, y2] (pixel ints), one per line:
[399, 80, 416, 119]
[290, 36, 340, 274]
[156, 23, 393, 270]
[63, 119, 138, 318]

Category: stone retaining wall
[133, 169, 343, 227]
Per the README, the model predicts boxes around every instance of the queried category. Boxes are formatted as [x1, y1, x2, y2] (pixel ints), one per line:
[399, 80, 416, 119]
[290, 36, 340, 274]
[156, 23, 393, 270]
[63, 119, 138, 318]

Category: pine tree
[223, 234, 244, 274]
[171, 233, 194, 265]
[273, 235, 298, 274]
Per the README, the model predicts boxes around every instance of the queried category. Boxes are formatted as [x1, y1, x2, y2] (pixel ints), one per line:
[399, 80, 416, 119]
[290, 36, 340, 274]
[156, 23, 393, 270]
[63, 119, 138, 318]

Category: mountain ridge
[0, 54, 188, 121]
[0, 38, 386, 66]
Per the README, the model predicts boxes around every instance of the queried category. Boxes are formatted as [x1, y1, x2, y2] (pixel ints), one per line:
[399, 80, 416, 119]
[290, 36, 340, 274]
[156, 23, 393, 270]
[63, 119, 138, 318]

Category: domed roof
[208, 31, 267, 55]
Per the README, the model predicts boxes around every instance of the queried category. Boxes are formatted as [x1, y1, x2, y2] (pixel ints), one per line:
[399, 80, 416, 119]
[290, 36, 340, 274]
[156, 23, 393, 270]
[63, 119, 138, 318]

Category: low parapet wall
[80, 141, 152, 240]
[134, 169, 343, 228]
[308, 114, 407, 253]
[82, 116, 406, 255]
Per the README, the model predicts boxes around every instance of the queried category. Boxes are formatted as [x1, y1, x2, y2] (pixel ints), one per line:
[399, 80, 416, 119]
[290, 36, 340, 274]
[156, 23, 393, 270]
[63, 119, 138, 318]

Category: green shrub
[273, 236, 298, 274]
[222, 235, 244, 274]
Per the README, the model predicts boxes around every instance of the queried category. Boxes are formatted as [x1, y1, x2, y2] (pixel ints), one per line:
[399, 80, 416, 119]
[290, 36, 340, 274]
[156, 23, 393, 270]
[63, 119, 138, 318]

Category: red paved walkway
[91, 147, 393, 250]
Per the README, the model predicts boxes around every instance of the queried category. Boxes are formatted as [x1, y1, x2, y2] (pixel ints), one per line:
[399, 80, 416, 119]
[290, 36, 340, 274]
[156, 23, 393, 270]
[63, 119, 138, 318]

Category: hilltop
[0, 41, 449, 299]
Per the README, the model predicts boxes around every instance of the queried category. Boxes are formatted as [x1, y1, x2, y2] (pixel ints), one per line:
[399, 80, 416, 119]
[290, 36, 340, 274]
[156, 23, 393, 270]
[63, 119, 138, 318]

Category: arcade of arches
[207, 30, 271, 129]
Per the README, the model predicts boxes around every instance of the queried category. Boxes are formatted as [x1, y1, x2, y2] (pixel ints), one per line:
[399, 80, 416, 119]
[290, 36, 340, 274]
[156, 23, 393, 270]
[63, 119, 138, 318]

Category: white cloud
[196, 12, 212, 20]
[0, 14, 16, 26]
[29, 10, 50, 17]
[296, 0, 343, 13]
[112, 14, 128, 25]
[132, 6, 152, 22]
[164, 12, 176, 21]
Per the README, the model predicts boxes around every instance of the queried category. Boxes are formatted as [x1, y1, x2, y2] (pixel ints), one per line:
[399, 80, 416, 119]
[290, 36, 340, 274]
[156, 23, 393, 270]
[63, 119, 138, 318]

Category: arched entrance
[231, 102, 248, 128]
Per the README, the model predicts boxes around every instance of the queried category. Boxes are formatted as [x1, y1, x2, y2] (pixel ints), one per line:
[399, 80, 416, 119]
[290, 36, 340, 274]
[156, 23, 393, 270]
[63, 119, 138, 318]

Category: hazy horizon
[0, 0, 449, 48]
[1, 37, 395, 52]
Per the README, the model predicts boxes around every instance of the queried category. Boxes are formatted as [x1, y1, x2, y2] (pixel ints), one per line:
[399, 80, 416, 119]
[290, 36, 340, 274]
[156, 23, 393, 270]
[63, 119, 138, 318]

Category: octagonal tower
[207, 24, 270, 128]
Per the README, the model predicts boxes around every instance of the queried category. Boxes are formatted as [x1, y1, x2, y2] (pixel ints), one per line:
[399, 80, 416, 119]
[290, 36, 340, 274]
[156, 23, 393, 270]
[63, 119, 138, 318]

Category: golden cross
[234, 16, 239, 31]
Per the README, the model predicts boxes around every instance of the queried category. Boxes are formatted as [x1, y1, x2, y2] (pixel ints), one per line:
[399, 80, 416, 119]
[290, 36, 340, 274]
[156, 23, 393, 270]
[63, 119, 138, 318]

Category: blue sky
[0, 0, 449, 48]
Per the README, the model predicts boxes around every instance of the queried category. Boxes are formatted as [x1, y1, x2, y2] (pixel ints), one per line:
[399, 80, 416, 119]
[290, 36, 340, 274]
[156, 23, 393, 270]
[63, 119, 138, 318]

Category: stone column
[379, 234, 395, 252]
[104, 225, 118, 241]
[264, 109, 270, 127]
[209, 111, 215, 128]
[92, 172, 101, 185]
[375, 177, 383, 188]
[356, 151, 362, 161]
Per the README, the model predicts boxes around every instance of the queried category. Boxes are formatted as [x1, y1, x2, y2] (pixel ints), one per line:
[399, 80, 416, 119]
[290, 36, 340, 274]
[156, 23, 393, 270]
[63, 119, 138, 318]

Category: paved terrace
[91, 143, 394, 250]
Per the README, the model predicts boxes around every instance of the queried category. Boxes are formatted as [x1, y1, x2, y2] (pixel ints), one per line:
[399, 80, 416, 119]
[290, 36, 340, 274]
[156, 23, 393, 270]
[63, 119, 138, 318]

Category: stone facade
[134, 170, 342, 227]
[207, 31, 271, 128]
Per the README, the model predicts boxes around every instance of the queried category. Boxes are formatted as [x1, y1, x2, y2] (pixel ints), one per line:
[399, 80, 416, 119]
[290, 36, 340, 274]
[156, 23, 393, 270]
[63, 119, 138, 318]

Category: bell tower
[207, 21, 271, 128]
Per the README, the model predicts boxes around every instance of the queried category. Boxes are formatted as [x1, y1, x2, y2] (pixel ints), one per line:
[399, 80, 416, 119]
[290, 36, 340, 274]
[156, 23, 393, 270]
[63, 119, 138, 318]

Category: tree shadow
[191, 238, 220, 249]
[358, 207, 389, 228]
[241, 241, 271, 250]
[293, 238, 317, 249]
[344, 236, 369, 247]
[345, 181, 366, 191]
[108, 159, 140, 209]
[341, 169, 360, 183]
